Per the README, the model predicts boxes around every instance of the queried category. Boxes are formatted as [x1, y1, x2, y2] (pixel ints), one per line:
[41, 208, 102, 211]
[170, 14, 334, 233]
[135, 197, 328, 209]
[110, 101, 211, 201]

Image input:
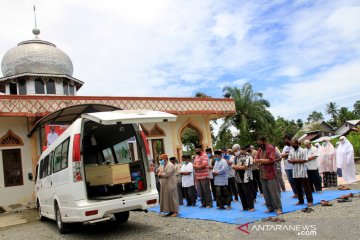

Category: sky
[1, 0, 360, 122]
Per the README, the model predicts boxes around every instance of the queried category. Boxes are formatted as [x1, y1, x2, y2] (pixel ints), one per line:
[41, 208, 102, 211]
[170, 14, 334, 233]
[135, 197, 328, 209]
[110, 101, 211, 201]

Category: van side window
[47, 152, 53, 176]
[53, 138, 70, 173]
[35, 164, 39, 183]
[61, 139, 69, 169]
[39, 159, 44, 179]
[53, 144, 62, 172]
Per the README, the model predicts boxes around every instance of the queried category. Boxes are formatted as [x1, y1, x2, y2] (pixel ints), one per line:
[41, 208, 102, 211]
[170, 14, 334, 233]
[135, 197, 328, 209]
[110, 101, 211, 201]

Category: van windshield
[83, 120, 147, 199]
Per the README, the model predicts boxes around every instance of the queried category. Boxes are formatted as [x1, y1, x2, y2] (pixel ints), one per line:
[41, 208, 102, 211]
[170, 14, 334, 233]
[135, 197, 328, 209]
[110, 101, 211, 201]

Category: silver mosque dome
[1, 29, 73, 77]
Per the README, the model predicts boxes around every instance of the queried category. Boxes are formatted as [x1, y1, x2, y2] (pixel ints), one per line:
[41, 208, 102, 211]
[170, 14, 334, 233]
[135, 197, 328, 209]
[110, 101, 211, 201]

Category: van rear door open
[81, 110, 177, 125]
[81, 110, 177, 200]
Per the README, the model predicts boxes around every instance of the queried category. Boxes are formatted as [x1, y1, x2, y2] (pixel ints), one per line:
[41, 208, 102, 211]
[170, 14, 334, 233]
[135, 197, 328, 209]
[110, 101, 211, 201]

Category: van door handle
[51, 182, 52, 186]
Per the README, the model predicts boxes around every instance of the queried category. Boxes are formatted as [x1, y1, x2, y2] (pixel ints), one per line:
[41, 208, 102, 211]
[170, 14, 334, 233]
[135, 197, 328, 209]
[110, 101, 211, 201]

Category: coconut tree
[326, 102, 338, 124]
[220, 83, 274, 145]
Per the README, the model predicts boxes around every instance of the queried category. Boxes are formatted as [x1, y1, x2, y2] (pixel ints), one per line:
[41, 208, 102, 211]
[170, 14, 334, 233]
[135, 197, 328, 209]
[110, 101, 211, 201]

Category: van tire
[114, 211, 129, 223]
[37, 200, 45, 222]
[55, 203, 69, 234]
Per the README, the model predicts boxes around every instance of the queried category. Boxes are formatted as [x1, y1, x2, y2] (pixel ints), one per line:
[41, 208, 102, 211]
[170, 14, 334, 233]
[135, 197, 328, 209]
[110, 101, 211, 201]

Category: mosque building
[0, 28, 235, 209]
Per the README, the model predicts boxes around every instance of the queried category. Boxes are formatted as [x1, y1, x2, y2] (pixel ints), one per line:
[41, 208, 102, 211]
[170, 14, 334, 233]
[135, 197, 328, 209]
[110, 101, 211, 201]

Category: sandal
[301, 207, 314, 213]
[320, 200, 333, 206]
[337, 193, 354, 199]
[338, 185, 351, 190]
[262, 217, 273, 222]
[271, 217, 285, 222]
[337, 198, 352, 203]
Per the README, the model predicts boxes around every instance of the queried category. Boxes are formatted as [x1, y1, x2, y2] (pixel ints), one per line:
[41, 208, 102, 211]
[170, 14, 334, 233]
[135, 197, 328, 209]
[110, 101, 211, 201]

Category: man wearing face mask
[212, 150, 231, 209]
[158, 154, 179, 217]
[205, 148, 216, 200]
[282, 135, 297, 198]
[233, 145, 255, 211]
[288, 139, 313, 207]
[221, 148, 239, 202]
[193, 145, 213, 208]
[180, 155, 197, 206]
[170, 157, 184, 206]
[255, 137, 282, 215]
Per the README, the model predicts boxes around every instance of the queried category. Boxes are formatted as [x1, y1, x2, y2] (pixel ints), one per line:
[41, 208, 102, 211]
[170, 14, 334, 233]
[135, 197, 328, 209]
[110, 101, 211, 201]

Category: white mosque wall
[0, 117, 35, 208]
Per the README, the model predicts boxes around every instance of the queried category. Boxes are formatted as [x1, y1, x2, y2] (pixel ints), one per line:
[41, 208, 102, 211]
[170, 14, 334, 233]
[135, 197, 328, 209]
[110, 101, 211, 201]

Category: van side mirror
[28, 173, 33, 181]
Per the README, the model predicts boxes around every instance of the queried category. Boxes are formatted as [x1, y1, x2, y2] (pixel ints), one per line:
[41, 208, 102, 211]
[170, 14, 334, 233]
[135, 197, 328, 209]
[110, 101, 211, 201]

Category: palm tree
[220, 83, 274, 144]
[326, 102, 338, 122]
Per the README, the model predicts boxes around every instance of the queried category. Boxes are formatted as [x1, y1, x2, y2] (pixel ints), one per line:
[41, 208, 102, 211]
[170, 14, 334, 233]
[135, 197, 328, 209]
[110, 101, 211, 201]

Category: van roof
[81, 110, 177, 125]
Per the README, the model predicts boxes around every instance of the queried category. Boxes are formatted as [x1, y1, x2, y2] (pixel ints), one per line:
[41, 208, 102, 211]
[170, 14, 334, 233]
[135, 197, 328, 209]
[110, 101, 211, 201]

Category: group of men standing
[155, 134, 357, 217]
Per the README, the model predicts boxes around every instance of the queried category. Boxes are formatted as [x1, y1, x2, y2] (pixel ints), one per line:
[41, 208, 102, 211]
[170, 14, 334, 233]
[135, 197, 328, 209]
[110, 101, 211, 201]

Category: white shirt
[305, 146, 319, 170]
[47, 132, 59, 146]
[282, 145, 293, 170]
[180, 162, 195, 188]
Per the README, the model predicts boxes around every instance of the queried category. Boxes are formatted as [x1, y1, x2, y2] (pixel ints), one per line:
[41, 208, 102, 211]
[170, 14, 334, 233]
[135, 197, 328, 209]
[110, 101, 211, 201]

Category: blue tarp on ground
[149, 189, 360, 225]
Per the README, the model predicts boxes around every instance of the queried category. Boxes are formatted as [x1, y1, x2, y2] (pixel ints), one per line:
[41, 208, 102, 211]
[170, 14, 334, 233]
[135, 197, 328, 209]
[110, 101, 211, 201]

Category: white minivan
[35, 110, 176, 233]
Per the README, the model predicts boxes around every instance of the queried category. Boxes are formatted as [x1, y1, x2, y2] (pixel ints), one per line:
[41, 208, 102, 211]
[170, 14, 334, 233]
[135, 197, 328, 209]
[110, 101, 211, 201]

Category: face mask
[322, 142, 327, 147]
[214, 157, 220, 162]
[207, 153, 212, 158]
[235, 151, 240, 156]
[195, 151, 201, 155]
[293, 145, 299, 150]
[221, 153, 226, 158]
[159, 160, 165, 165]
[182, 162, 186, 165]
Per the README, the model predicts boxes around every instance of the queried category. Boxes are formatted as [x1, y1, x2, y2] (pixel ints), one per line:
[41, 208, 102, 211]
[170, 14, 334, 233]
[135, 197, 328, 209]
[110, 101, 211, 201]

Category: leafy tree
[181, 127, 200, 154]
[270, 117, 300, 147]
[195, 92, 210, 98]
[326, 102, 339, 124]
[347, 132, 360, 157]
[307, 111, 324, 122]
[214, 128, 235, 150]
[337, 107, 358, 124]
[326, 102, 338, 119]
[354, 100, 360, 116]
[221, 83, 275, 146]
[296, 119, 304, 128]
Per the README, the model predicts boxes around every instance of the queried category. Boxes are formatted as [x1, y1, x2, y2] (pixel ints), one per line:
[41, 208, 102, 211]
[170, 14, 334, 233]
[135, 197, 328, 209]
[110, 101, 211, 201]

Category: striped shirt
[289, 147, 308, 178]
[194, 152, 209, 180]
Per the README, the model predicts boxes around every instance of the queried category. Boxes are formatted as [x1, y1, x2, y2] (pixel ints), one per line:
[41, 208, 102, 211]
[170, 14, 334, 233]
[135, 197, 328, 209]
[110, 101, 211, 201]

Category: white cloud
[0, 0, 359, 121]
[266, 61, 360, 119]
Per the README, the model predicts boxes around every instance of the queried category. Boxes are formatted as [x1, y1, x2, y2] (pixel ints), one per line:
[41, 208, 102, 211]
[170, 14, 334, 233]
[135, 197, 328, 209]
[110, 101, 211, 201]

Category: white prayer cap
[232, 144, 241, 151]
[304, 140, 311, 145]
[339, 136, 345, 141]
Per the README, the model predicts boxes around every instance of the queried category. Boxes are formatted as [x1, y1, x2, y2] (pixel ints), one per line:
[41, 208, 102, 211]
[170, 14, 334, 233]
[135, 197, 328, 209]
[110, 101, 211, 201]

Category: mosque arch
[0, 130, 24, 147]
[178, 119, 204, 150]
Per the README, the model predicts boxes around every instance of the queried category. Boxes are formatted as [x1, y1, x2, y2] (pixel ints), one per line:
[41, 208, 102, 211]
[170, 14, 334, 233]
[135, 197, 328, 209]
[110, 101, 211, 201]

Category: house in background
[334, 119, 360, 136]
[297, 121, 334, 143]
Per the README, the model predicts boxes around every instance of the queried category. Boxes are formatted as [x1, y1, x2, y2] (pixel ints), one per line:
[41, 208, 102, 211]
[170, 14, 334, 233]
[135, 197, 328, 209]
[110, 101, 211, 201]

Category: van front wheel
[114, 211, 129, 223]
[37, 200, 45, 222]
[55, 204, 69, 234]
